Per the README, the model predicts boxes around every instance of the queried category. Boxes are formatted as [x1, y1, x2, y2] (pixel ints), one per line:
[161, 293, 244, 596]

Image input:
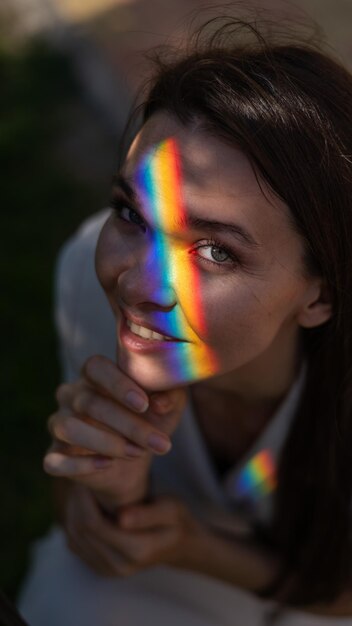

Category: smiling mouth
[126, 319, 176, 341]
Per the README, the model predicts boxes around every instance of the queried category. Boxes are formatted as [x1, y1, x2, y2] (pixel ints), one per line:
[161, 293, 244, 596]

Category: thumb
[148, 388, 188, 436]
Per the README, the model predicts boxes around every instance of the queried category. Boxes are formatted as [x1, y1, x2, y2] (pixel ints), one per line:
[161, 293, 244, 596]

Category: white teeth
[138, 324, 152, 339]
[151, 330, 166, 341]
[127, 319, 173, 341]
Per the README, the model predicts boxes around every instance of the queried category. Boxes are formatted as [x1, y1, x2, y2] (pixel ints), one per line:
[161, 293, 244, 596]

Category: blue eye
[193, 239, 241, 270]
[199, 245, 230, 263]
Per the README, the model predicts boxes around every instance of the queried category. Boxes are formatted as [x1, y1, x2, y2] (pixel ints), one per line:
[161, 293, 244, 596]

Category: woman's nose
[117, 243, 177, 309]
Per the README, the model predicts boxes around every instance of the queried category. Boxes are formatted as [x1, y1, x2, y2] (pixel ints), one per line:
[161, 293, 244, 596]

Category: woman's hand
[44, 355, 187, 507]
[63, 484, 205, 577]
[61, 483, 281, 600]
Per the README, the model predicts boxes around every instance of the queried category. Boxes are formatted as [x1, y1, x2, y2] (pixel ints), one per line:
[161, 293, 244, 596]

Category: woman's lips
[120, 308, 183, 341]
[126, 319, 174, 342]
[119, 313, 187, 353]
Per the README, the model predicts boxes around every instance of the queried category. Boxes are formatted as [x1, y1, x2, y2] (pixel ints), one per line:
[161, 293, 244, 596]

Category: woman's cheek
[202, 284, 268, 363]
[159, 259, 218, 378]
[95, 220, 131, 292]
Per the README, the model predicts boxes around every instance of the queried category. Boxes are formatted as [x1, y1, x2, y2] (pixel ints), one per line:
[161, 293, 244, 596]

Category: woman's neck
[189, 334, 304, 468]
[190, 384, 282, 475]
[193, 325, 304, 411]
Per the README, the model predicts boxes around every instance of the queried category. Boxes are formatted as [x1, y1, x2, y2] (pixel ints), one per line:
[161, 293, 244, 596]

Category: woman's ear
[297, 278, 333, 329]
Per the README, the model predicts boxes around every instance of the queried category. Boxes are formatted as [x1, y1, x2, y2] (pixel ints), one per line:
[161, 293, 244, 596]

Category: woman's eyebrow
[112, 173, 137, 201]
[112, 172, 262, 250]
[182, 214, 262, 249]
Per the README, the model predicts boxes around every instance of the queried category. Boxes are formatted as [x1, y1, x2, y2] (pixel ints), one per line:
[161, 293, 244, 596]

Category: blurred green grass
[0, 37, 115, 599]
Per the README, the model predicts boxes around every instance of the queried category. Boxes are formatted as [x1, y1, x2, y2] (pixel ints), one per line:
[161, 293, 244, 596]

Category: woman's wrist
[94, 473, 152, 517]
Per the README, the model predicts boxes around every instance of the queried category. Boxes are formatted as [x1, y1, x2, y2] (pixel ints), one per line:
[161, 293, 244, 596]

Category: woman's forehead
[124, 114, 292, 238]
[127, 113, 266, 197]
[119, 116, 306, 276]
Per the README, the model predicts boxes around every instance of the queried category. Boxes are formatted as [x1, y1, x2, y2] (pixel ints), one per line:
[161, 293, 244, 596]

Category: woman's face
[96, 112, 316, 395]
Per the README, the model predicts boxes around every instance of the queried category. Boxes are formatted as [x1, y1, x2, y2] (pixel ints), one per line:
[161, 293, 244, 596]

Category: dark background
[0, 38, 118, 597]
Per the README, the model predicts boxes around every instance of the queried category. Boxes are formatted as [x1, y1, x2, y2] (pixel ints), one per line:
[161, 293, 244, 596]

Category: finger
[70, 391, 172, 455]
[65, 484, 103, 531]
[77, 530, 135, 577]
[55, 381, 85, 408]
[61, 487, 94, 555]
[81, 512, 161, 565]
[46, 440, 91, 461]
[65, 492, 147, 570]
[119, 497, 185, 530]
[56, 380, 113, 418]
[89, 518, 179, 566]
[47, 436, 95, 457]
[47, 440, 96, 462]
[47, 413, 146, 459]
[82, 355, 150, 414]
[65, 487, 133, 576]
[43, 451, 113, 477]
[66, 532, 120, 577]
[80, 511, 138, 559]
[55, 378, 174, 455]
[48, 439, 70, 453]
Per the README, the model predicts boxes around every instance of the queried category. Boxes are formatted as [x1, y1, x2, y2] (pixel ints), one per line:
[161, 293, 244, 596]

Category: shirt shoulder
[54, 209, 116, 381]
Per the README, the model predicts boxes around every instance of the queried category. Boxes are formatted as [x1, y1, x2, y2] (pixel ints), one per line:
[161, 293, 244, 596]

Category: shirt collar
[223, 358, 308, 523]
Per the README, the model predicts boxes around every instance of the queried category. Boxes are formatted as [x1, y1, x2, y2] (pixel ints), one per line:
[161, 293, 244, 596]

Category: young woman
[18, 13, 352, 626]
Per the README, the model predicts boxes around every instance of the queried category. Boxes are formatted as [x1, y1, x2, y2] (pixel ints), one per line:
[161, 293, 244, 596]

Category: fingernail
[126, 391, 149, 413]
[93, 456, 112, 469]
[125, 443, 144, 458]
[148, 433, 172, 454]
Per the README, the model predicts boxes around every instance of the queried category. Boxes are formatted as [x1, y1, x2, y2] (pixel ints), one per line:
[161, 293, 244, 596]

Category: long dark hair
[121, 10, 352, 607]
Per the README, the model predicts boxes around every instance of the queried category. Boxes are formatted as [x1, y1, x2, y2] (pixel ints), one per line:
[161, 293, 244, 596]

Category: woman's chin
[116, 350, 197, 392]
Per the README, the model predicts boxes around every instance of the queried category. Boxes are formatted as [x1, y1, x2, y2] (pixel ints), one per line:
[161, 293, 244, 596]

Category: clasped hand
[65, 484, 205, 577]
[44, 354, 187, 505]
[43, 353, 208, 575]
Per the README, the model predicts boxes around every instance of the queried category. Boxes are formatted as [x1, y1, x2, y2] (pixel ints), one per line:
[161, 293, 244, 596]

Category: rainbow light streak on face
[134, 137, 218, 382]
[235, 450, 277, 500]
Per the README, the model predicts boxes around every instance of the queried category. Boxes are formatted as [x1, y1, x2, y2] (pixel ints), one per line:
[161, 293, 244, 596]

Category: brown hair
[121, 10, 352, 608]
